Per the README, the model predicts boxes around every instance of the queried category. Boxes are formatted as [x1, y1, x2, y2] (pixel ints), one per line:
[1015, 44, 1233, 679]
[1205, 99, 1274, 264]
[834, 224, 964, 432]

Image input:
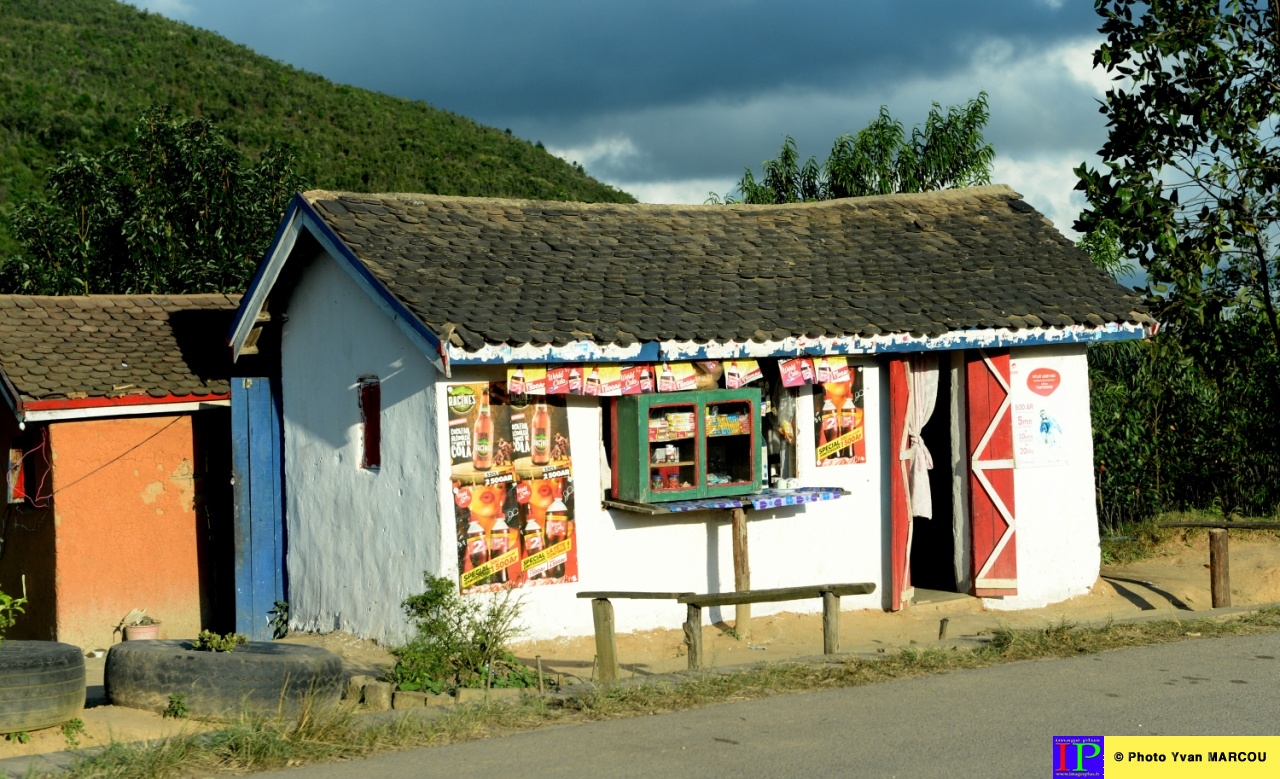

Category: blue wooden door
[231, 377, 285, 640]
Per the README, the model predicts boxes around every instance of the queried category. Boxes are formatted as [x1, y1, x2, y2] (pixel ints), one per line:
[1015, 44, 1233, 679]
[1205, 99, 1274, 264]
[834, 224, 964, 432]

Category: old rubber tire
[105, 640, 342, 719]
[0, 641, 86, 732]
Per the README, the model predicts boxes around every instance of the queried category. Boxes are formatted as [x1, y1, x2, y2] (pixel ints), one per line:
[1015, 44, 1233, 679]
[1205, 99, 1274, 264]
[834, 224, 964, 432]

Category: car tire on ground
[0, 641, 86, 733]
[105, 640, 343, 719]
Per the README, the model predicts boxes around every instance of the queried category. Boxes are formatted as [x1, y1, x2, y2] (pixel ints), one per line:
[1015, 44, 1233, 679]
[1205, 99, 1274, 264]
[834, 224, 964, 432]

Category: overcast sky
[128, 0, 1113, 239]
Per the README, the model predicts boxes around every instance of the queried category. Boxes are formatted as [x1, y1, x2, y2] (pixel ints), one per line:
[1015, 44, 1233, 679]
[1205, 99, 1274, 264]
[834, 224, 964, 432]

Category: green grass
[32, 607, 1280, 779]
[0, 0, 635, 262]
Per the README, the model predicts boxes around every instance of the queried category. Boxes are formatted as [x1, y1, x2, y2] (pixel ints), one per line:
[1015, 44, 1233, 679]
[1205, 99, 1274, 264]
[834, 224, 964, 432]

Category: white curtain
[906, 354, 939, 519]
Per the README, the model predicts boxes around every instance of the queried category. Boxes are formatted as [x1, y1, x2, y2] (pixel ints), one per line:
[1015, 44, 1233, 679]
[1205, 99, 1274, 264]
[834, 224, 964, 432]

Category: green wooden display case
[613, 388, 763, 503]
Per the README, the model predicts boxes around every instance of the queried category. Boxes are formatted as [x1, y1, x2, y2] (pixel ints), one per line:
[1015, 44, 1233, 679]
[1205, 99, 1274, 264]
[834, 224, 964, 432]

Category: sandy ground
[3, 532, 1277, 760]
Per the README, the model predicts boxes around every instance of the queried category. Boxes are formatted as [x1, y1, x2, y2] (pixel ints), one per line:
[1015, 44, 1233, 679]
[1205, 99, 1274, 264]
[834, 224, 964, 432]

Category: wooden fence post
[684, 603, 703, 670]
[822, 591, 839, 654]
[1210, 528, 1231, 608]
[731, 507, 751, 639]
[591, 598, 619, 683]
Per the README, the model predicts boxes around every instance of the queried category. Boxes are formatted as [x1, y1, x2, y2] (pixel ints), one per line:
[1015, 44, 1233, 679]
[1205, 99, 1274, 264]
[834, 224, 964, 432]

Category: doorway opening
[909, 358, 959, 593]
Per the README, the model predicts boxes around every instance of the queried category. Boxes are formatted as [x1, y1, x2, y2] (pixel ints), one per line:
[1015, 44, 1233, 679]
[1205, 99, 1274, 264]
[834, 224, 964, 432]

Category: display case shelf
[614, 388, 762, 503]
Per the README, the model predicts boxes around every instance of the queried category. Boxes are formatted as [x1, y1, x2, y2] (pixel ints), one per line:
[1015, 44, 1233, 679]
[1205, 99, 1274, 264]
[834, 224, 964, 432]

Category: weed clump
[388, 573, 536, 695]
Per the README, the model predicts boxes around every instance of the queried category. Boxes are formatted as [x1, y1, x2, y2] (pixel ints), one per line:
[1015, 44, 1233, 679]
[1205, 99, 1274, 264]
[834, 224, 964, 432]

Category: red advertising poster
[620, 364, 654, 394]
[780, 357, 816, 387]
[450, 383, 577, 593]
[813, 365, 866, 466]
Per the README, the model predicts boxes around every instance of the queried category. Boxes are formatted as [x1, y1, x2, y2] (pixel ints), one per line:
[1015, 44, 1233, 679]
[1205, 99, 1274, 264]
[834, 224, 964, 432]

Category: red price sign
[1027, 368, 1061, 397]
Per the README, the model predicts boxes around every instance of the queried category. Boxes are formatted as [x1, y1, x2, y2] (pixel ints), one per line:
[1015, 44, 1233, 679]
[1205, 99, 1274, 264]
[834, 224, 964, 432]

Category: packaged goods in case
[616, 388, 762, 502]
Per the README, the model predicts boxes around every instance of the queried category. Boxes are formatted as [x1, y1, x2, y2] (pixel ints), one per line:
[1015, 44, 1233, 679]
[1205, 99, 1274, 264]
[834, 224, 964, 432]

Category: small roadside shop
[228, 185, 1152, 644]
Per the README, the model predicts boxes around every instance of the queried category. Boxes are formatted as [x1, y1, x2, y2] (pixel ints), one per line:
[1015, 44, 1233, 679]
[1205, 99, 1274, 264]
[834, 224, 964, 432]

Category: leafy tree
[1078, 0, 1280, 525]
[1077, 220, 1129, 279]
[1075, 0, 1280, 373]
[1, 107, 304, 294]
[715, 93, 994, 204]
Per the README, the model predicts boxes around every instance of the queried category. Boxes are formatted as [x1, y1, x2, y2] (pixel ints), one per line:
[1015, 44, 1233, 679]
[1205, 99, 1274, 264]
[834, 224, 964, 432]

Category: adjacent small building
[0, 295, 239, 649]
[229, 185, 1154, 645]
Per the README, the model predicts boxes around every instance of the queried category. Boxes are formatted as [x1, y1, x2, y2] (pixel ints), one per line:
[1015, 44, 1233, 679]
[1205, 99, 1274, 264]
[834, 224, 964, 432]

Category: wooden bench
[577, 582, 876, 680]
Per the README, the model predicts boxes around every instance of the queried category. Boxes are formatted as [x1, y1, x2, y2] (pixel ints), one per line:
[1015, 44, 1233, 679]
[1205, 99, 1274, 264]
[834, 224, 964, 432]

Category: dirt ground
[3, 532, 1277, 761]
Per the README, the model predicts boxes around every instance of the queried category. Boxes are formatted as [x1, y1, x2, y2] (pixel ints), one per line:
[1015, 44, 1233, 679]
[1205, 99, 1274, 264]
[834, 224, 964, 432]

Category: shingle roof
[0, 295, 238, 403]
[303, 185, 1150, 351]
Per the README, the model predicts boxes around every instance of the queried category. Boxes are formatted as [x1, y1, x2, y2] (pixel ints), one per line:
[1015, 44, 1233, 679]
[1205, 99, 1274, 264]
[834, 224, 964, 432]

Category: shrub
[388, 574, 532, 695]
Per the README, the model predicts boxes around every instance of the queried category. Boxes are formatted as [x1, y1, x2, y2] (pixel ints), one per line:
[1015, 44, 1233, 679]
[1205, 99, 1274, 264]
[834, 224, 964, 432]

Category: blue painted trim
[229, 195, 447, 374]
[228, 195, 306, 356]
[232, 377, 286, 641]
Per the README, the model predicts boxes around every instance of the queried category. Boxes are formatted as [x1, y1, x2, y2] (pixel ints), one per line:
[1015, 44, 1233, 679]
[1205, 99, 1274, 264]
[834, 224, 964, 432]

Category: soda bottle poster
[510, 393, 577, 586]
[813, 366, 866, 466]
[449, 383, 577, 593]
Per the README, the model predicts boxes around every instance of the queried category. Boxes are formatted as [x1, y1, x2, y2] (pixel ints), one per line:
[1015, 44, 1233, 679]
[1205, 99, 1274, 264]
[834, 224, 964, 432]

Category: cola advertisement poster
[449, 383, 577, 594]
[813, 365, 866, 466]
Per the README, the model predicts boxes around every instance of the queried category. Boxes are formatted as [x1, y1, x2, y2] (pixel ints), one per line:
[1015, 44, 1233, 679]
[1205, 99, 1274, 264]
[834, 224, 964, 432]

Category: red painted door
[966, 350, 1017, 596]
[888, 357, 910, 610]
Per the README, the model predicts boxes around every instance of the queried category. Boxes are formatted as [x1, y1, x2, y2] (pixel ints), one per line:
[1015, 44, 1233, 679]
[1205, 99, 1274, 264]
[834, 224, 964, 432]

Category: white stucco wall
[437, 363, 887, 641]
[985, 344, 1100, 610]
[281, 252, 445, 644]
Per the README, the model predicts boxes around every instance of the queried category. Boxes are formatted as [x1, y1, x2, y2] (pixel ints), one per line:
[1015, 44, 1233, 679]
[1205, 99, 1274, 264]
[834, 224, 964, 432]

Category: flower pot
[124, 624, 160, 641]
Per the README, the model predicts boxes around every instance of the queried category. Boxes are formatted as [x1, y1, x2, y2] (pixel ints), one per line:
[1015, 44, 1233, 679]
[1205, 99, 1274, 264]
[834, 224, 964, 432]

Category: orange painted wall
[48, 415, 204, 650]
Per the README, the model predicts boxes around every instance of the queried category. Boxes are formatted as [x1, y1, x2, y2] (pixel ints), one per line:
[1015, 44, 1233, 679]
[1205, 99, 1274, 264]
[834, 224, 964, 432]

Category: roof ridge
[303, 183, 1022, 211]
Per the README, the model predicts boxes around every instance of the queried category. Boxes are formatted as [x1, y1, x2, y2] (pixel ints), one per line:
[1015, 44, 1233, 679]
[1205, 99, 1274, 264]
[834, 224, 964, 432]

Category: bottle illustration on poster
[449, 383, 578, 593]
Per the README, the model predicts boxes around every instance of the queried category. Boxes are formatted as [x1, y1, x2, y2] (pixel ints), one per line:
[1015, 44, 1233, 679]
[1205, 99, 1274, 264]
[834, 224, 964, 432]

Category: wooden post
[822, 591, 839, 654]
[684, 603, 703, 670]
[731, 507, 751, 638]
[591, 598, 619, 682]
[1210, 528, 1231, 608]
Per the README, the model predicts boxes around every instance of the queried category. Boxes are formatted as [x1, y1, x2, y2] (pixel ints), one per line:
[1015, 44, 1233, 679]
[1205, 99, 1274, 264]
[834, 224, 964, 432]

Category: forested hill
[0, 0, 635, 259]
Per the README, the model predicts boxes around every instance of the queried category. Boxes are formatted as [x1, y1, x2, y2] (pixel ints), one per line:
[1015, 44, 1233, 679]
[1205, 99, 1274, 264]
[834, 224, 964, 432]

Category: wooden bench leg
[822, 592, 839, 654]
[684, 603, 703, 670]
[592, 598, 619, 682]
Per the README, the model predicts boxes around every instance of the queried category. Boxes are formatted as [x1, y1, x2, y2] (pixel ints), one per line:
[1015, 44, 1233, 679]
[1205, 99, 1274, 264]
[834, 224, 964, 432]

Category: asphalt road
[259, 633, 1280, 778]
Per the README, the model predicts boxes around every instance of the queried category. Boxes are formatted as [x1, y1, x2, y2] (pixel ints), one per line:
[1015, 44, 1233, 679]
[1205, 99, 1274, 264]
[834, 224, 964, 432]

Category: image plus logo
[1053, 736, 1104, 777]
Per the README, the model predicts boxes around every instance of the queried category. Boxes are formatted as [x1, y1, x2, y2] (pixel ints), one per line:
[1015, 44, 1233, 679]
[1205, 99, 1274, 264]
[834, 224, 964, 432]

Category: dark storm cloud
[136, 1, 1098, 125]
[131, 0, 1112, 229]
